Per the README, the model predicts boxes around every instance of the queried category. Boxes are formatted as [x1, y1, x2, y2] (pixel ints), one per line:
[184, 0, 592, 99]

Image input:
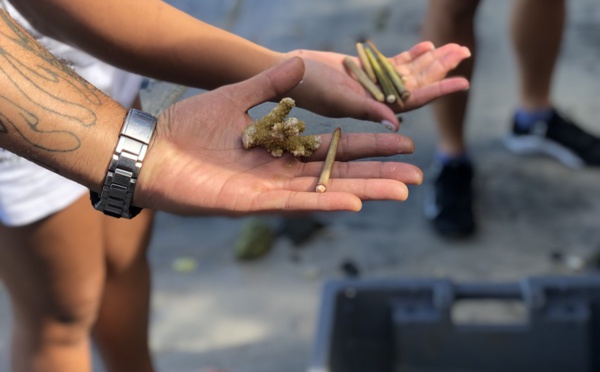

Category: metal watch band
[90, 109, 157, 219]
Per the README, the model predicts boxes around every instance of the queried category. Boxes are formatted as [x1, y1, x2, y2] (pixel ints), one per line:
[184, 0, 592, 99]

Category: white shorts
[0, 2, 144, 227]
[0, 153, 88, 227]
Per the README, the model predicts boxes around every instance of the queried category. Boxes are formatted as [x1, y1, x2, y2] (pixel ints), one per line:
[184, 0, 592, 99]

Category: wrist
[91, 108, 157, 218]
[69, 101, 128, 193]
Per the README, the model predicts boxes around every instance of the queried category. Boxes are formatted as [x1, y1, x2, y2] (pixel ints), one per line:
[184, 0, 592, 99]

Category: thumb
[219, 57, 306, 109]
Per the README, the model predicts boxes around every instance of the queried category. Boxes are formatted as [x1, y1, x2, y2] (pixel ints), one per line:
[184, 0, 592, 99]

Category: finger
[282, 178, 409, 201]
[328, 179, 409, 200]
[415, 46, 471, 84]
[361, 99, 402, 131]
[307, 133, 415, 161]
[297, 161, 423, 185]
[393, 43, 464, 74]
[393, 41, 436, 65]
[402, 76, 470, 110]
[330, 77, 401, 130]
[396, 44, 471, 84]
[253, 177, 409, 212]
[253, 190, 363, 212]
[219, 57, 306, 109]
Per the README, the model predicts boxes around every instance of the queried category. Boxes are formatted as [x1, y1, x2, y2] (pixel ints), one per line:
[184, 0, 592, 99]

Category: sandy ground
[1, 1, 599, 371]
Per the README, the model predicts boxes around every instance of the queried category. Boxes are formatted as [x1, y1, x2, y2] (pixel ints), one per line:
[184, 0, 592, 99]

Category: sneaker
[504, 109, 600, 168]
[424, 160, 476, 237]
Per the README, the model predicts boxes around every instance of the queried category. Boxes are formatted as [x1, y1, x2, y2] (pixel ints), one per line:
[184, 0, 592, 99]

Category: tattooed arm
[0, 9, 125, 191]
[0, 10, 424, 214]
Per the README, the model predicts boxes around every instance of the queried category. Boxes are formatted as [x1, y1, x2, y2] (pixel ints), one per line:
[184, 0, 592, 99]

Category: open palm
[138, 58, 423, 215]
[287, 41, 471, 130]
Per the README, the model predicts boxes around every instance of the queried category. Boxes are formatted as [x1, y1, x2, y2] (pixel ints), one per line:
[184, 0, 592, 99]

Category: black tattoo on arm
[0, 9, 104, 153]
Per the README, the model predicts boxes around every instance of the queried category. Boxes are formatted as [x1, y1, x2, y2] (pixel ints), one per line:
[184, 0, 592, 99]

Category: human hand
[286, 42, 471, 131]
[136, 57, 422, 215]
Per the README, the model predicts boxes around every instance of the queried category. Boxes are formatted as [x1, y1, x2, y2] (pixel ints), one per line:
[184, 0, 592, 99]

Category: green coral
[242, 98, 322, 157]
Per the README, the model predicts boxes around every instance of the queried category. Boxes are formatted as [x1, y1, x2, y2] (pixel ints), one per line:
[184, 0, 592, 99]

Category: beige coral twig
[364, 46, 397, 104]
[356, 42, 377, 83]
[367, 41, 411, 103]
[242, 98, 321, 158]
[316, 127, 341, 193]
[343, 57, 385, 103]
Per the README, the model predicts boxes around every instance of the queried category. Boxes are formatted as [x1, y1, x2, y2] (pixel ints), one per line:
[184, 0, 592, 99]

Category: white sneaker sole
[504, 134, 584, 169]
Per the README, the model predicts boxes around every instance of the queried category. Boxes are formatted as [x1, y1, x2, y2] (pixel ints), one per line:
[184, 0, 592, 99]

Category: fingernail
[380, 120, 396, 132]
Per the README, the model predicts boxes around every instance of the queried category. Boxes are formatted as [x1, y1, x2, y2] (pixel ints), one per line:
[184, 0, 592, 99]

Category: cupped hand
[286, 42, 471, 130]
[136, 57, 422, 216]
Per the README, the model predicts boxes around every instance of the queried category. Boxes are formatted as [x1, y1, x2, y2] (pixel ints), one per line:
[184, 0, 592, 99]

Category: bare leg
[510, 0, 565, 110]
[506, 0, 600, 168]
[92, 95, 156, 372]
[422, 0, 480, 156]
[0, 196, 105, 372]
[92, 209, 155, 372]
[421, 0, 480, 237]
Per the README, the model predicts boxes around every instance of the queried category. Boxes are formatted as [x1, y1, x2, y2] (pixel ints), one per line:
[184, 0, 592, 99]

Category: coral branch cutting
[242, 98, 322, 157]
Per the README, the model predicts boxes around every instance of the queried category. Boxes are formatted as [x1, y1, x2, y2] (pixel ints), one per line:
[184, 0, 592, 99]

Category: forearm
[12, 0, 285, 90]
[0, 9, 126, 192]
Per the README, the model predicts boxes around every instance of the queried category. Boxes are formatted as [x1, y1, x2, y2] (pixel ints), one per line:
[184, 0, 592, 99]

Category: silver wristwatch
[90, 109, 157, 219]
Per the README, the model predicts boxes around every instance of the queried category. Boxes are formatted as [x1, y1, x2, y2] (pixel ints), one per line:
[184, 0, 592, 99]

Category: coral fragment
[242, 98, 321, 157]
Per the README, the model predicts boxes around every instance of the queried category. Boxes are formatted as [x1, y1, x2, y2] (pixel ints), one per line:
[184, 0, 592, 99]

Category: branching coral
[242, 98, 321, 157]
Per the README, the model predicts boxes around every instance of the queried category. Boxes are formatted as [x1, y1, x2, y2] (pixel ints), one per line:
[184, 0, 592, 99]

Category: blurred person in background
[422, 0, 600, 237]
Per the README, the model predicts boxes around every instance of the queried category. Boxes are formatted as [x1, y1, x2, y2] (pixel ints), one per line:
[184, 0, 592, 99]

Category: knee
[45, 290, 102, 342]
[15, 288, 104, 346]
[430, 0, 480, 24]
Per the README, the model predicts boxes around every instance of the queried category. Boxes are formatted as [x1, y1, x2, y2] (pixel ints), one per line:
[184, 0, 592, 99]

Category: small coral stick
[364, 46, 397, 104]
[343, 57, 385, 103]
[316, 127, 342, 193]
[356, 42, 377, 83]
[367, 40, 410, 102]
